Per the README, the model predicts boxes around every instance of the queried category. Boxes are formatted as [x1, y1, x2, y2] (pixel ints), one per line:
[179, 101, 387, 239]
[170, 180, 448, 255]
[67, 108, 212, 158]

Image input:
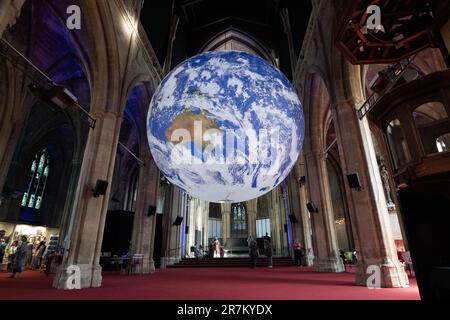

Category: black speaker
[298, 176, 306, 185]
[173, 216, 184, 226]
[288, 214, 298, 223]
[185, 225, 189, 234]
[147, 205, 157, 216]
[283, 224, 288, 233]
[306, 202, 318, 213]
[93, 180, 109, 197]
[347, 173, 362, 190]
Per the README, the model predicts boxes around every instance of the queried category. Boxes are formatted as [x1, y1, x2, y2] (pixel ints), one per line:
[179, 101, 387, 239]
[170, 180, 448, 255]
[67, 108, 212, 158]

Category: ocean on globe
[147, 51, 304, 203]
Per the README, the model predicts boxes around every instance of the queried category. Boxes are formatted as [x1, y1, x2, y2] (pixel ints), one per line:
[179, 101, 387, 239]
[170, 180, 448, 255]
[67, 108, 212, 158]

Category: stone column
[58, 160, 82, 244]
[186, 198, 196, 254]
[305, 151, 344, 272]
[165, 187, 182, 266]
[201, 200, 209, 249]
[270, 188, 283, 256]
[332, 100, 409, 287]
[129, 154, 159, 274]
[246, 199, 257, 239]
[53, 111, 123, 289]
[0, 0, 26, 38]
[221, 203, 231, 247]
[291, 161, 314, 265]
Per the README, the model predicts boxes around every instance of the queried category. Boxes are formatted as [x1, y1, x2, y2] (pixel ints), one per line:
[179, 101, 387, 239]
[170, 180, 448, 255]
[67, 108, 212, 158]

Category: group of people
[248, 234, 274, 269]
[0, 235, 47, 279]
[248, 236, 306, 269]
[193, 238, 224, 260]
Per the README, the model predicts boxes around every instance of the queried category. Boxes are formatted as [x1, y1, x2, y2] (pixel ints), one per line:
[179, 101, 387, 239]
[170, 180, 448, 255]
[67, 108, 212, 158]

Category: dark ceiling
[140, 0, 312, 79]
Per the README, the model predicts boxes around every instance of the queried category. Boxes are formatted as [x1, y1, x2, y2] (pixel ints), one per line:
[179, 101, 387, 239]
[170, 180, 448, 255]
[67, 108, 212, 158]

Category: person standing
[25, 241, 33, 269]
[0, 239, 6, 265]
[265, 240, 273, 268]
[213, 238, 220, 258]
[11, 236, 28, 279]
[6, 240, 18, 273]
[33, 241, 46, 269]
[208, 241, 215, 259]
[293, 240, 303, 268]
[249, 240, 259, 269]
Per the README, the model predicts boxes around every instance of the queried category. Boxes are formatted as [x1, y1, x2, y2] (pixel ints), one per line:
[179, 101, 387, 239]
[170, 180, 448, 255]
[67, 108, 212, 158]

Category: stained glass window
[231, 203, 247, 238]
[21, 149, 50, 210]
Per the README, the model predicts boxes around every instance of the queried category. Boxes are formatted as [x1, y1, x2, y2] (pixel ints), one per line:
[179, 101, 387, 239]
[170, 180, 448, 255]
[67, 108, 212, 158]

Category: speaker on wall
[147, 205, 157, 216]
[298, 176, 306, 185]
[185, 225, 189, 234]
[288, 214, 298, 223]
[173, 216, 184, 226]
[283, 223, 288, 233]
[93, 180, 109, 197]
[347, 173, 362, 191]
[306, 202, 318, 213]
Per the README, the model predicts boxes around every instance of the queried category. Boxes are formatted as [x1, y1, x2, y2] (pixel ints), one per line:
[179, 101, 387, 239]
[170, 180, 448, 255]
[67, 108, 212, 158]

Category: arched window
[231, 203, 247, 238]
[386, 119, 411, 170]
[21, 149, 50, 210]
[436, 133, 450, 153]
[413, 102, 450, 154]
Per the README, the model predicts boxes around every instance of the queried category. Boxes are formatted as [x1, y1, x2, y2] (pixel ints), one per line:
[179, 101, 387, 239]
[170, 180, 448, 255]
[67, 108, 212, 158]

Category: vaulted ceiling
[140, 0, 312, 79]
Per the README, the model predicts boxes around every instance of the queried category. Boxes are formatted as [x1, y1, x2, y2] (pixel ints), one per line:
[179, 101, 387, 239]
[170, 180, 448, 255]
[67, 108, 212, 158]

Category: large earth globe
[147, 51, 304, 203]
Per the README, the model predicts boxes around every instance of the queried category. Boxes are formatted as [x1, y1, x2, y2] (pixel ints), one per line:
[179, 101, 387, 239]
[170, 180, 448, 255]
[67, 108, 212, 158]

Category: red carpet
[0, 267, 420, 300]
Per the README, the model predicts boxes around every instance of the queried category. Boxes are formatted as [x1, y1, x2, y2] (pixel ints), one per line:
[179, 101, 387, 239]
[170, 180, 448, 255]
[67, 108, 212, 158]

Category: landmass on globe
[165, 109, 220, 149]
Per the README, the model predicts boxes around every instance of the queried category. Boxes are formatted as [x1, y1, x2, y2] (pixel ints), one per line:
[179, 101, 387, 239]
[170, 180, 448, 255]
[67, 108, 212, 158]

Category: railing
[357, 55, 416, 120]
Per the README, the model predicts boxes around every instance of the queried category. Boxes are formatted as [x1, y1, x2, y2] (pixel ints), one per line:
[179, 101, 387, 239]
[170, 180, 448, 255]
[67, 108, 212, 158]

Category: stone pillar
[165, 187, 182, 265]
[332, 100, 409, 287]
[0, 0, 26, 38]
[246, 199, 257, 239]
[221, 203, 231, 247]
[291, 161, 314, 265]
[186, 198, 196, 254]
[305, 151, 345, 272]
[53, 111, 123, 289]
[201, 200, 209, 249]
[271, 188, 284, 256]
[129, 153, 159, 274]
[58, 160, 82, 244]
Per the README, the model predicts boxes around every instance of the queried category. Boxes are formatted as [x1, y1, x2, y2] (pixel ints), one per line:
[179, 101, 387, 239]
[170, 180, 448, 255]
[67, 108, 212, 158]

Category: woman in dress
[213, 238, 220, 258]
[11, 236, 28, 279]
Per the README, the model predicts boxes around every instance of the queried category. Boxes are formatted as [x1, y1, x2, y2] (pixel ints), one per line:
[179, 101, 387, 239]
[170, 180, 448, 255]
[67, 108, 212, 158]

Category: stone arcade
[0, 0, 450, 300]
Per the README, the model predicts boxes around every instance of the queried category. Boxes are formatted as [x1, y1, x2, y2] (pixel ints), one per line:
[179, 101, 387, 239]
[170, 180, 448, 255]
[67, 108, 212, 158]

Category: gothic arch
[199, 28, 276, 64]
[303, 71, 332, 155]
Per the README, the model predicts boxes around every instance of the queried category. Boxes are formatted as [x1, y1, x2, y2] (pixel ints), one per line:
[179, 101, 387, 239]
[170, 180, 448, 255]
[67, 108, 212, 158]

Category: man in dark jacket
[265, 240, 273, 268]
[249, 240, 259, 269]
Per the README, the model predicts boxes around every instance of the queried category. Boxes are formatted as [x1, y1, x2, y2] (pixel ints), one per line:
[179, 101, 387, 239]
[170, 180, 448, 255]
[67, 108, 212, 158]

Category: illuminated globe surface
[147, 51, 304, 203]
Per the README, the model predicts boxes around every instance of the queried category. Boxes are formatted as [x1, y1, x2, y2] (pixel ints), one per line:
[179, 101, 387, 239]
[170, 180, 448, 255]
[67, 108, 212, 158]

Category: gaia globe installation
[147, 51, 304, 203]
